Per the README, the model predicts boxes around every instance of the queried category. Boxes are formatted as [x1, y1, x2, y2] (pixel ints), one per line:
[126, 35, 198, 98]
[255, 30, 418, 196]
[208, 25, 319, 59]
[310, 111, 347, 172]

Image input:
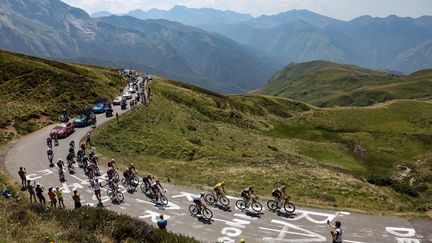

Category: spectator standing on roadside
[47, 187, 57, 208]
[55, 187, 65, 209]
[86, 132, 92, 147]
[92, 178, 103, 203]
[35, 184, 46, 204]
[18, 167, 26, 187]
[72, 190, 81, 209]
[157, 213, 167, 230]
[327, 220, 343, 243]
[26, 180, 36, 203]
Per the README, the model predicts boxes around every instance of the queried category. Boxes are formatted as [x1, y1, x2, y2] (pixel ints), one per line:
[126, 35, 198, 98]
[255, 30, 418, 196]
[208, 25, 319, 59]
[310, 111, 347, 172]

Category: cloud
[62, 0, 432, 20]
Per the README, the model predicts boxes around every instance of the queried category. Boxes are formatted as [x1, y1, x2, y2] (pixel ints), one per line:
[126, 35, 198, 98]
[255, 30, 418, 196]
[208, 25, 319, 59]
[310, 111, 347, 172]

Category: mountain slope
[95, 15, 275, 92]
[91, 74, 432, 215]
[0, 0, 274, 93]
[258, 61, 432, 107]
[0, 50, 124, 145]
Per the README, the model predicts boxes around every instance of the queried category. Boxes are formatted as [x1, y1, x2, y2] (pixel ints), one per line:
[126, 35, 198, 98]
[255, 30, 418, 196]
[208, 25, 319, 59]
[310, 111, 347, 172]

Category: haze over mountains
[0, 0, 274, 93]
[0, 0, 431, 94]
[96, 5, 432, 74]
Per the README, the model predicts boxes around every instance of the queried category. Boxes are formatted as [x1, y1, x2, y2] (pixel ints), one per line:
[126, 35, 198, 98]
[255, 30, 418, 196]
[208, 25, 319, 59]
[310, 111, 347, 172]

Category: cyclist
[89, 150, 97, 164]
[107, 167, 116, 181]
[128, 162, 136, 174]
[68, 145, 75, 155]
[123, 167, 134, 183]
[80, 143, 86, 152]
[214, 180, 226, 199]
[150, 180, 165, 202]
[193, 192, 206, 213]
[272, 185, 289, 206]
[107, 159, 117, 169]
[67, 152, 74, 164]
[143, 175, 153, 189]
[56, 159, 65, 171]
[46, 136, 52, 147]
[69, 140, 75, 149]
[47, 148, 54, 164]
[240, 186, 258, 206]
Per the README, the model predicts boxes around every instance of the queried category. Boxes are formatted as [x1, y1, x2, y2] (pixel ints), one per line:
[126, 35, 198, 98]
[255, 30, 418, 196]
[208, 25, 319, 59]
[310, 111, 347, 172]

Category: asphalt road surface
[3, 79, 432, 243]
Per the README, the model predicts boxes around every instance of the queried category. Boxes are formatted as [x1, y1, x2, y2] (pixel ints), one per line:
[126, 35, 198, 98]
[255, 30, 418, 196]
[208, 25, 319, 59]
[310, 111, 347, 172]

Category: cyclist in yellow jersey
[214, 180, 226, 198]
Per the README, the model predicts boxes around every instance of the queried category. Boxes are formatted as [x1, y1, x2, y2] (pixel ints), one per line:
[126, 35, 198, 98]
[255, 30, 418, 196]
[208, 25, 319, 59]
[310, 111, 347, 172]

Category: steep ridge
[0, 0, 274, 93]
[258, 60, 432, 107]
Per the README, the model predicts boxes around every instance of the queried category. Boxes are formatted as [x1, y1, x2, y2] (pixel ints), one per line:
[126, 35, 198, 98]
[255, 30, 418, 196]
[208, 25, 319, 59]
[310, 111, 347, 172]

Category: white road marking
[260, 219, 326, 242]
[139, 210, 170, 223]
[172, 192, 195, 201]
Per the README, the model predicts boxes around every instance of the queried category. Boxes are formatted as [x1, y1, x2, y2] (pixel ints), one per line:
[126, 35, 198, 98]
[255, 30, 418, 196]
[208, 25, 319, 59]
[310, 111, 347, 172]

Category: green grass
[0, 50, 126, 145]
[92, 77, 432, 216]
[258, 60, 432, 107]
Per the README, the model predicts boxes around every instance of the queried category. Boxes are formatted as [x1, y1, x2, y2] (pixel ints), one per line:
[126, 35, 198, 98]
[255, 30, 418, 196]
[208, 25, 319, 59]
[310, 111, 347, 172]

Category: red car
[50, 122, 75, 138]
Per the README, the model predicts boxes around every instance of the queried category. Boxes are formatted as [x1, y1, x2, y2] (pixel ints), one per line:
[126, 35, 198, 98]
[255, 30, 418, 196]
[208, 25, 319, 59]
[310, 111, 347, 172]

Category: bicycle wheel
[235, 200, 246, 210]
[160, 195, 168, 206]
[107, 189, 114, 199]
[202, 208, 213, 220]
[140, 183, 147, 193]
[121, 178, 127, 187]
[267, 200, 278, 211]
[115, 192, 125, 202]
[205, 194, 216, 205]
[220, 196, 230, 207]
[284, 202, 296, 213]
[189, 205, 199, 216]
[252, 201, 263, 212]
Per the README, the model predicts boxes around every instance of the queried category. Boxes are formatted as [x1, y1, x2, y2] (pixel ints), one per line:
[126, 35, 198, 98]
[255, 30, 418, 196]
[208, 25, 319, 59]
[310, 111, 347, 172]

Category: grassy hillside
[0, 170, 196, 243]
[258, 61, 432, 107]
[0, 50, 125, 145]
[92, 77, 432, 216]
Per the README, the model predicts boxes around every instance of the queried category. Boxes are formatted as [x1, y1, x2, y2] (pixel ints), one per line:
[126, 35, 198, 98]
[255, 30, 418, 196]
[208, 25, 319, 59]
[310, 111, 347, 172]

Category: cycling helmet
[200, 192, 205, 197]
[130, 162, 134, 167]
[156, 180, 160, 183]
[111, 159, 115, 162]
[240, 238, 245, 243]
[58, 159, 63, 162]
[281, 185, 286, 190]
[221, 180, 226, 185]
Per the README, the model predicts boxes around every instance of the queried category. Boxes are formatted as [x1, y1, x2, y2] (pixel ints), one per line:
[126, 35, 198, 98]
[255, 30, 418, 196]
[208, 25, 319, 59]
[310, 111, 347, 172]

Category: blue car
[73, 113, 96, 127]
[92, 103, 109, 114]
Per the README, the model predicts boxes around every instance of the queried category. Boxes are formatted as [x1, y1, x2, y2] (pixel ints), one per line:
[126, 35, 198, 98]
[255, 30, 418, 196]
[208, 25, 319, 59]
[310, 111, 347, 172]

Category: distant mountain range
[258, 60, 432, 107]
[0, 0, 274, 93]
[106, 6, 432, 74]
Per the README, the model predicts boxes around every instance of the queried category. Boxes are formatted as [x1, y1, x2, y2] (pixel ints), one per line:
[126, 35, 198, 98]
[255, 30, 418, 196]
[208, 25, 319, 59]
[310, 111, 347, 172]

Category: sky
[62, 0, 432, 20]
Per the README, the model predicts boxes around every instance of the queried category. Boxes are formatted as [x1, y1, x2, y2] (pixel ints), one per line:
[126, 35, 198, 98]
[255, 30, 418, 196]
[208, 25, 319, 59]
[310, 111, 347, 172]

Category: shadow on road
[245, 210, 263, 218]
[277, 211, 297, 219]
[197, 217, 213, 225]
[213, 204, 232, 212]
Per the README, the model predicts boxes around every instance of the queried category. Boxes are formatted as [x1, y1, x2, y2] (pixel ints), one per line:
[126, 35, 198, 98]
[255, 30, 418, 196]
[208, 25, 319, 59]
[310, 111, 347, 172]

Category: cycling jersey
[214, 182, 224, 190]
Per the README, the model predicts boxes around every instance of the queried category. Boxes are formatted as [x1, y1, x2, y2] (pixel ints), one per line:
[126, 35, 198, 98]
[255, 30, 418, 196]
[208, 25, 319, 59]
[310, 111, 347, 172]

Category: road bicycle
[189, 204, 213, 220]
[148, 188, 168, 206]
[107, 185, 124, 202]
[205, 190, 230, 207]
[267, 197, 295, 213]
[236, 197, 262, 213]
